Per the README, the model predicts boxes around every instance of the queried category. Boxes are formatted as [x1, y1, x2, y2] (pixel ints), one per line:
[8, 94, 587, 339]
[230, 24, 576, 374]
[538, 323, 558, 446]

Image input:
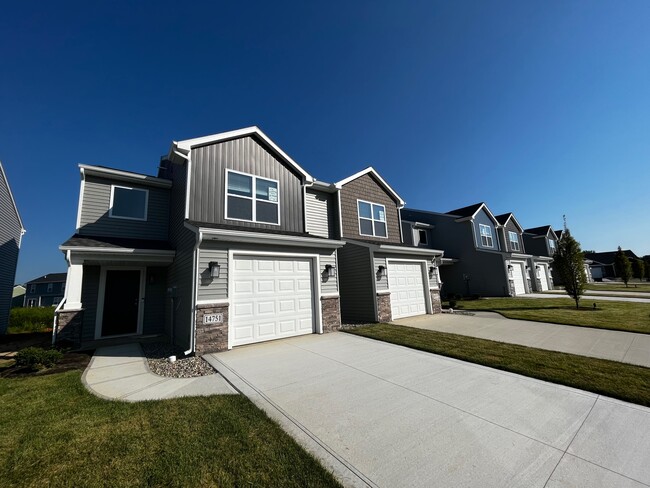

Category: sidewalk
[395, 312, 650, 368]
[82, 343, 237, 402]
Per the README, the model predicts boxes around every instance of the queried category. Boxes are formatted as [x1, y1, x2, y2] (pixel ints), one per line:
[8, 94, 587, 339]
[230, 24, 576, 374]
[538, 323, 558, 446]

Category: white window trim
[418, 229, 428, 245]
[548, 239, 556, 254]
[479, 224, 494, 248]
[224, 169, 281, 226]
[357, 199, 388, 239]
[108, 185, 149, 221]
[95, 266, 145, 339]
[508, 231, 520, 251]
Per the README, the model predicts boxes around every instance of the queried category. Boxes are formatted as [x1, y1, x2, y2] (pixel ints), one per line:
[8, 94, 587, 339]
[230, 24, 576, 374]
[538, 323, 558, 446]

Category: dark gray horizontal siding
[338, 243, 375, 322]
[144, 267, 167, 335]
[78, 175, 170, 240]
[189, 136, 304, 233]
[0, 163, 22, 333]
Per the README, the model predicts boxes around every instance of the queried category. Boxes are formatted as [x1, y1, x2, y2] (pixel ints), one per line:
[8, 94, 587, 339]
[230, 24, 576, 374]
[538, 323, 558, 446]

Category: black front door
[101, 269, 141, 337]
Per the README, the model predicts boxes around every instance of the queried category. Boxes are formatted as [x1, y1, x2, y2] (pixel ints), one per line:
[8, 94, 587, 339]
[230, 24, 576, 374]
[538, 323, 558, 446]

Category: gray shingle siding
[78, 175, 170, 240]
[338, 243, 375, 322]
[502, 220, 524, 253]
[189, 136, 305, 233]
[0, 163, 23, 334]
[473, 209, 500, 251]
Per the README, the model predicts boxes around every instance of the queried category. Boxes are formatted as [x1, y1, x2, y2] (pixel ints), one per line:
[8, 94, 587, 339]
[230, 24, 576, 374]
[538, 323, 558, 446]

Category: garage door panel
[389, 262, 427, 320]
[256, 280, 274, 293]
[511, 262, 526, 295]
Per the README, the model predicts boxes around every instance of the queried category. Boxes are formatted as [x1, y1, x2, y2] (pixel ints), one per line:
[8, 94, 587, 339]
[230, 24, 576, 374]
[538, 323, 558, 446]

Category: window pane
[227, 196, 253, 220]
[360, 219, 373, 235]
[112, 187, 147, 219]
[358, 201, 372, 219]
[256, 201, 279, 224]
[373, 205, 386, 221]
[228, 173, 252, 197]
[256, 179, 278, 202]
[374, 221, 387, 237]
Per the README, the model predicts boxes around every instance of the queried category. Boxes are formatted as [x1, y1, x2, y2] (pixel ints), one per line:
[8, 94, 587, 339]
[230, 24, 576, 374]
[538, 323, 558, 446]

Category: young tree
[615, 247, 633, 287]
[553, 228, 587, 309]
[633, 259, 646, 283]
[645, 256, 650, 282]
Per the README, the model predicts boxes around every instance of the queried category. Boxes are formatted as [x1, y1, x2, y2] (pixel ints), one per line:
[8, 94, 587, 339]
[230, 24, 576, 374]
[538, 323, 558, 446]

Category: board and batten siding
[78, 175, 170, 240]
[196, 241, 338, 302]
[189, 136, 304, 233]
[305, 189, 336, 239]
[337, 243, 375, 322]
[0, 162, 23, 334]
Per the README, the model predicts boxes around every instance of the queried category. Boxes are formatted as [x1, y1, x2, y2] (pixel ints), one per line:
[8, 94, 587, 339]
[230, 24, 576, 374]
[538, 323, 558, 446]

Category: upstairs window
[358, 200, 387, 238]
[479, 224, 494, 247]
[549, 239, 556, 254]
[29, 284, 36, 293]
[226, 170, 279, 225]
[47, 283, 53, 293]
[109, 185, 148, 221]
[508, 231, 520, 251]
[418, 229, 428, 245]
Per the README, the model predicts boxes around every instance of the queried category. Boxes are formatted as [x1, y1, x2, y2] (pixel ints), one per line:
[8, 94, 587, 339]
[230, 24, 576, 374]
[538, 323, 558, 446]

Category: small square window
[110, 186, 148, 220]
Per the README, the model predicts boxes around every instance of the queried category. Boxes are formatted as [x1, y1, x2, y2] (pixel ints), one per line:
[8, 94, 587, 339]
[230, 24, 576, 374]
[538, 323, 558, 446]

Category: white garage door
[388, 261, 427, 319]
[231, 256, 315, 347]
[511, 262, 526, 295]
[537, 264, 549, 291]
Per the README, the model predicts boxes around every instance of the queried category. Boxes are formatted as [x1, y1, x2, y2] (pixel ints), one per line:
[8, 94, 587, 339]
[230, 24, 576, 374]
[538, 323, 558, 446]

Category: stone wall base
[55, 309, 84, 348]
[430, 289, 442, 314]
[321, 296, 341, 332]
[376, 293, 392, 322]
[195, 303, 229, 355]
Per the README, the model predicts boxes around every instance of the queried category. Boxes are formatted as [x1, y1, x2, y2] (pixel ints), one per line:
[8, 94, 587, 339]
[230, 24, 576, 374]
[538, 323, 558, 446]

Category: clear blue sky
[2, 1, 649, 284]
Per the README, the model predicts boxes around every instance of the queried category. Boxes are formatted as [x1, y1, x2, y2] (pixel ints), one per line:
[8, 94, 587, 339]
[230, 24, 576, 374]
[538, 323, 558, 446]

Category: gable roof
[446, 202, 499, 225]
[26, 273, 67, 285]
[0, 161, 25, 232]
[495, 212, 524, 233]
[555, 229, 564, 239]
[584, 250, 639, 265]
[334, 167, 405, 206]
[524, 225, 557, 240]
[171, 126, 314, 182]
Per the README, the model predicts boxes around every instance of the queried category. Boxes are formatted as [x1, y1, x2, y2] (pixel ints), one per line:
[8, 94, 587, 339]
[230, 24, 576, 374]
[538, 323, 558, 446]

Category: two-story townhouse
[334, 168, 444, 323]
[402, 203, 534, 297]
[0, 161, 26, 334]
[522, 226, 557, 290]
[24, 273, 67, 307]
[55, 127, 345, 354]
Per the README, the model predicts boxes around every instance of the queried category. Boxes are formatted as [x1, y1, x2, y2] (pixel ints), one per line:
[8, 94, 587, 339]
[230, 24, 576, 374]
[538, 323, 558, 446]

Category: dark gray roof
[446, 202, 484, 218]
[495, 213, 514, 225]
[61, 234, 173, 250]
[524, 225, 552, 236]
[187, 221, 327, 239]
[555, 229, 564, 239]
[584, 250, 639, 265]
[26, 273, 67, 284]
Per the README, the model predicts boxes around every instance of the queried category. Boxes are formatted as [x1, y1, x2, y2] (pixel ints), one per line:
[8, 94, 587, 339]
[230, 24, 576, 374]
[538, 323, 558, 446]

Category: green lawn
[585, 282, 650, 293]
[345, 324, 650, 407]
[450, 297, 650, 334]
[0, 372, 340, 487]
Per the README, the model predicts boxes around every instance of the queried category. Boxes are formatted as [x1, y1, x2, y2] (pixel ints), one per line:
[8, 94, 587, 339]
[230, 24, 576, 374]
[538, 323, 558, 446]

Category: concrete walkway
[83, 343, 237, 401]
[395, 312, 650, 368]
[207, 333, 650, 488]
[524, 292, 650, 303]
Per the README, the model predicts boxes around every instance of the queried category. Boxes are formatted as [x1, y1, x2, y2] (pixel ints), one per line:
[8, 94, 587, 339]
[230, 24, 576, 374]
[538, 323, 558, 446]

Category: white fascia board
[510, 252, 533, 259]
[472, 203, 499, 225]
[345, 238, 443, 257]
[334, 167, 405, 206]
[59, 245, 175, 256]
[531, 255, 554, 262]
[0, 160, 25, 230]
[508, 214, 525, 233]
[79, 164, 172, 188]
[310, 180, 337, 192]
[174, 126, 314, 182]
[440, 257, 458, 265]
[194, 225, 345, 249]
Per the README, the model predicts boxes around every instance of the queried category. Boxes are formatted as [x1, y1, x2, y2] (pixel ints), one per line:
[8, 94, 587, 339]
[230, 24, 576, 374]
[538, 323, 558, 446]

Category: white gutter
[187, 228, 203, 356]
[79, 164, 172, 188]
[58, 246, 176, 256]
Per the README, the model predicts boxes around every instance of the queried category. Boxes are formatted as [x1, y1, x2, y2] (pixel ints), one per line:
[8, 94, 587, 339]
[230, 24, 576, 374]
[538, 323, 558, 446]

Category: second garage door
[537, 264, 549, 291]
[511, 262, 526, 295]
[231, 256, 315, 347]
[388, 261, 427, 319]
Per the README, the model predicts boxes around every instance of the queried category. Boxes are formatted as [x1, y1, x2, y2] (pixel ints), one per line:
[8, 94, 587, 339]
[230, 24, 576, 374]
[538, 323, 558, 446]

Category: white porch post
[63, 251, 84, 310]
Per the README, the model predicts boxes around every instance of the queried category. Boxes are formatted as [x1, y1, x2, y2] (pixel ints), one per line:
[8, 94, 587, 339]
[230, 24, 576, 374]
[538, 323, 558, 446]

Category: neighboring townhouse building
[555, 229, 594, 283]
[332, 168, 444, 323]
[583, 249, 639, 281]
[0, 161, 26, 334]
[402, 203, 537, 297]
[522, 226, 558, 290]
[55, 127, 345, 353]
[24, 273, 67, 307]
[12, 285, 26, 308]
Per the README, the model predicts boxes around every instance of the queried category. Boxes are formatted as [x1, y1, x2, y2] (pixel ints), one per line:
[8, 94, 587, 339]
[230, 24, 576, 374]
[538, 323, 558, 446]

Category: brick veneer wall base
[430, 289, 442, 314]
[195, 303, 229, 355]
[376, 293, 392, 322]
[321, 296, 341, 332]
[55, 310, 84, 348]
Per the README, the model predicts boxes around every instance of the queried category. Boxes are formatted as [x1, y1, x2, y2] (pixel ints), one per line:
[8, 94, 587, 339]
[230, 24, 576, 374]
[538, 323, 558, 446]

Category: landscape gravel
[141, 342, 216, 378]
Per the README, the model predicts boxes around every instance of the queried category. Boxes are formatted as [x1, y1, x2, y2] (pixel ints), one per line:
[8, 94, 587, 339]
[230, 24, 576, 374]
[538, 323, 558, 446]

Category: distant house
[12, 285, 26, 308]
[0, 161, 26, 334]
[584, 250, 639, 281]
[24, 273, 67, 307]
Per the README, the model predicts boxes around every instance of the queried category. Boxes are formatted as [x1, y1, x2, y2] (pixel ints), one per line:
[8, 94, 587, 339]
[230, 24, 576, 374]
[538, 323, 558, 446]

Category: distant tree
[633, 259, 646, 283]
[615, 247, 633, 287]
[553, 229, 587, 309]
[644, 256, 650, 282]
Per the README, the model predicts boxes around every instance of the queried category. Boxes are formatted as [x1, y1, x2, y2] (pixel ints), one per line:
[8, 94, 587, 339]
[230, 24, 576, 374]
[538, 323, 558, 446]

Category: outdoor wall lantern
[209, 261, 221, 279]
[535, 265, 541, 271]
[507, 264, 513, 271]
[429, 266, 436, 279]
[377, 265, 387, 280]
[325, 264, 336, 278]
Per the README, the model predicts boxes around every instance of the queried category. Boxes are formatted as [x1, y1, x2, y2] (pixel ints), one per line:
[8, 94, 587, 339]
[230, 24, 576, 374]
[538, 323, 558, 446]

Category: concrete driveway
[206, 333, 650, 488]
[395, 312, 650, 368]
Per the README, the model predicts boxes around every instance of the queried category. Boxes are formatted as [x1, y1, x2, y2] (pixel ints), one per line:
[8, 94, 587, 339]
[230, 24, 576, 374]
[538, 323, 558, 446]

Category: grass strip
[345, 323, 650, 407]
[0, 371, 341, 487]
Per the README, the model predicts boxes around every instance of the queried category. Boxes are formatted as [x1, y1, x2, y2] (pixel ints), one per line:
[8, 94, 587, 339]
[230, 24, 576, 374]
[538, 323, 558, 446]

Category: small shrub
[15, 347, 63, 371]
[8, 307, 55, 334]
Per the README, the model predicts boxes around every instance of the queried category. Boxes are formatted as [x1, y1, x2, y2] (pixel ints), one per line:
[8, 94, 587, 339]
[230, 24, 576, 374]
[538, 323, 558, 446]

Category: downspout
[185, 228, 203, 356]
